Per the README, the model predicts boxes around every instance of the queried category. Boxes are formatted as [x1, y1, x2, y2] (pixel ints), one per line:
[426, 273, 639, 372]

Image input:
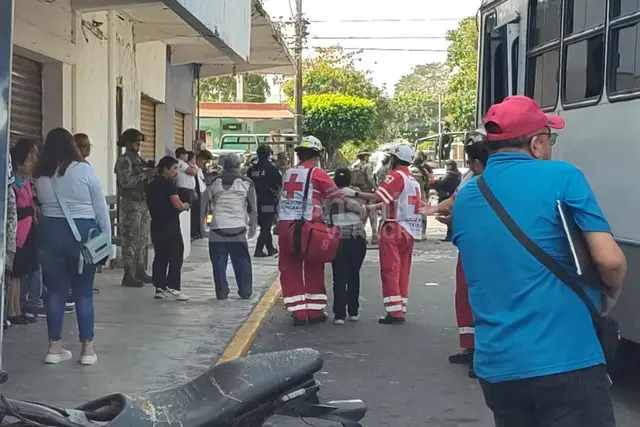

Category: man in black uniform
[246, 144, 282, 257]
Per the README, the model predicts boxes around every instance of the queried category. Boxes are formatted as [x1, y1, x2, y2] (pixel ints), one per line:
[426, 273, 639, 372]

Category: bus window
[608, 1, 640, 95]
[562, 0, 605, 104]
[481, 14, 508, 115]
[529, 0, 561, 47]
[565, 0, 606, 35]
[610, 0, 640, 19]
[526, 0, 561, 109]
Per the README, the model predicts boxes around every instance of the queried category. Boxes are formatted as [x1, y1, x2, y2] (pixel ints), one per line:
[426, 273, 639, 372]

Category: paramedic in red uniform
[423, 129, 488, 378]
[277, 136, 342, 326]
[352, 143, 422, 324]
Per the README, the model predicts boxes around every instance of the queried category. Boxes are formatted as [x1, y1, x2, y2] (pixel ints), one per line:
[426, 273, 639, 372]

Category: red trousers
[277, 221, 327, 320]
[455, 255, 475, 349]
[379, 222, 414, 317]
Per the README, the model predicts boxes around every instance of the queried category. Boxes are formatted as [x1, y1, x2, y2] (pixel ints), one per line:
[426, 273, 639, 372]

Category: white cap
[296, 135, 323, 152]
[389, 143, 415, 163]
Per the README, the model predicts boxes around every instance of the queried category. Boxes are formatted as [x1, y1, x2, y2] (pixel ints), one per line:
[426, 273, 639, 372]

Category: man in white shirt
[175, 147, 196, 203]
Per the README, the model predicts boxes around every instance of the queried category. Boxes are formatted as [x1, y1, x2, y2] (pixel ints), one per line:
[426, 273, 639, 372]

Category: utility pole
[235, 74, 244, 102]
[293, 0, 304, 140]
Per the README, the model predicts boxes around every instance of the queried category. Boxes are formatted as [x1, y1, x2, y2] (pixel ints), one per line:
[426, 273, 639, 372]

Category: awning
[71, 0, 253, 63]
[187, 1, 295, 78]
[198, 102, 294, 120]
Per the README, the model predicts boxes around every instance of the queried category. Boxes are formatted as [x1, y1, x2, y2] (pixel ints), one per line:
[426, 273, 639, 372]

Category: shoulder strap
[299, 167, 315, 221]
[51, 177, 83, 243]
[476, 175, 602, 326]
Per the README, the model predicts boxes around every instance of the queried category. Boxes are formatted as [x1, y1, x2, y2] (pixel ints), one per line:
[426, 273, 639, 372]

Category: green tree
[444, 17, 478, 131]
[394, 62, 449, 98]
[283, 47, 393, 141]
[392, 62, 449, 140]
[199, 74, 271, 103]
[302, 94, 377, 163]
[392, 93, 441, 141]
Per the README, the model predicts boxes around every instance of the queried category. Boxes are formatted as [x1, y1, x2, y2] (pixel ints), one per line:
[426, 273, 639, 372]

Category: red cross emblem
[408, 187, 421, 214]
[283, 174, 303, 199]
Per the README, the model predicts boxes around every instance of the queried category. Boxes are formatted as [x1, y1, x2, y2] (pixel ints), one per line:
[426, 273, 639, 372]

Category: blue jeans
[20, 267, 44, 312]
[208, 232, 253, 299]
[37, 217, 97, 341]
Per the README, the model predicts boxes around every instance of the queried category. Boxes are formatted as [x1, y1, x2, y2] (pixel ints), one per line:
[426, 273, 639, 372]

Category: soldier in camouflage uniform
[350, 150, 379, 244]
[114, 128, 155, 287]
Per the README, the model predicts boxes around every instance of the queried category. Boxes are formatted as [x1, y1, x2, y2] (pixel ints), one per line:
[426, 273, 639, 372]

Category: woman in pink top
[7, 139, 39, 325]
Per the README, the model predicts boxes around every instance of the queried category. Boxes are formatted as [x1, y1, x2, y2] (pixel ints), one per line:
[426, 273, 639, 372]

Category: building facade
[1, 0, 293, 260]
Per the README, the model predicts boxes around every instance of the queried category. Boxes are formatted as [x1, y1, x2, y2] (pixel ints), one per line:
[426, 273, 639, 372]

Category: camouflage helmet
[357, 149, 372, 158]
[118, 128, 145, 148]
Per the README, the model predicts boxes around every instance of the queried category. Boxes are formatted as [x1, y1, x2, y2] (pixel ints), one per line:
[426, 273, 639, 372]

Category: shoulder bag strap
[299, 167, 315, 221]
[476, 175, 603, 327]
[51, 177, 83, 243]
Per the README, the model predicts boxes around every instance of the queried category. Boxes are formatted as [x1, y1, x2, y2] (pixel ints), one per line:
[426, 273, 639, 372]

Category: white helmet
[389, 143, 415, 163]
[296, 135, 323, 153]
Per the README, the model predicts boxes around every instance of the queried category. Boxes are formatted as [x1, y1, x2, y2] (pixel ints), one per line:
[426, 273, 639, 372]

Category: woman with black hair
[327, 168, 368, 325]
[34, 127, 111, 365]
[7, 138, 39, 326]
[146, 156, 191, 301]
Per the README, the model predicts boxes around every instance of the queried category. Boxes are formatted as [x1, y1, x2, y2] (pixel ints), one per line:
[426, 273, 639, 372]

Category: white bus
[476, 0, 640, 349]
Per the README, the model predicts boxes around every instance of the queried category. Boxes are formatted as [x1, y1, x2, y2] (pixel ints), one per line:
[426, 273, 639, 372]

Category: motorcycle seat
[145, 348, 324, 427]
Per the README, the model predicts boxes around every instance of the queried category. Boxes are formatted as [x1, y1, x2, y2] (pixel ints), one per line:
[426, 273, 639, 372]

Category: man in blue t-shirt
[453, 96, 627, 427]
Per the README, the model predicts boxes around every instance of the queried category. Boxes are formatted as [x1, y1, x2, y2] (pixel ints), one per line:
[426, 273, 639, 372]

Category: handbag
[52, 179, 112, 273]
[476, 176, 620, 364]
[282, 167, 340, 263]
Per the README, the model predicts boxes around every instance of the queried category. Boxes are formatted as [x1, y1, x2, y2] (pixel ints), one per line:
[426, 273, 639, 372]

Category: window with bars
[562, 0, 606, 105]
[608, 0, 640, 96]
[526, 0, 562, 109]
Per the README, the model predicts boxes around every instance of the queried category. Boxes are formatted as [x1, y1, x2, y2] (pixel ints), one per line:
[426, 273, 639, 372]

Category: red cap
[483, 96, 565, 141]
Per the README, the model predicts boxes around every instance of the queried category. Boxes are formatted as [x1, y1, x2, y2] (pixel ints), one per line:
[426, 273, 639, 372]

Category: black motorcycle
[0, 348, 365, 426]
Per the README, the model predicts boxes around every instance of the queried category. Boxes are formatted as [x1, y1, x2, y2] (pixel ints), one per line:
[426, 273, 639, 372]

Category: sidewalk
[0, 237, 278, 407]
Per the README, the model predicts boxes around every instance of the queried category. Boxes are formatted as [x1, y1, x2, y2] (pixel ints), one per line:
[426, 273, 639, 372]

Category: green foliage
[444, 17, 478, 131]
[391, 62, 450, 141]
[282, 47, 382, 100]
[339, 140, 381, 164]
[302, 94, 377, 161]
[283, 47, 394, 141]
[394, 62, 449, 98]
[199, 74, 271, 103]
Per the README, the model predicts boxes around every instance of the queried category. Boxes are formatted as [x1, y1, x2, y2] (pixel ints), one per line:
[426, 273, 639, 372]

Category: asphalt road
[251, 238, 640, 427]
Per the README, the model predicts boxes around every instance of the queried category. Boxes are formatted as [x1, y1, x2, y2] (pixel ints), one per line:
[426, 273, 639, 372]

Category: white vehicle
[476, 0, 640, 351]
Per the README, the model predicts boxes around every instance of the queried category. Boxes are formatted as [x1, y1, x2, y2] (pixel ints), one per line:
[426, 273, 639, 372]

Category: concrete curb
[216, 278, 282, 364]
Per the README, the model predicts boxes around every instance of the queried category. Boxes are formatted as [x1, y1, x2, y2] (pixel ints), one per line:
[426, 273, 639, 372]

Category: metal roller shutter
[140, 98, 156, 163]
[174, 111, 185, 148]
[10, 55, 42, 145]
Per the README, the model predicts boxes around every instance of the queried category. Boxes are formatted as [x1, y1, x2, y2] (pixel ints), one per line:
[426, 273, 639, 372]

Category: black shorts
[11, 227, 38, 278]
[480, 365, 615, 427]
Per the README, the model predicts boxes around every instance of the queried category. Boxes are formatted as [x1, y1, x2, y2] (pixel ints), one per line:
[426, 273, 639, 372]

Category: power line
[306, 46, 450, 52]
[309, 36, 448, 40]
[303, 18, 466, 23]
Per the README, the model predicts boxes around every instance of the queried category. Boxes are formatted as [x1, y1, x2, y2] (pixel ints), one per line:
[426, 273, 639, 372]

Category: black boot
[267, 247, 278, 256]
[136, 264, 153, 284]
[378, 315, 406, 325]
[254, 249, 268, 258]
[122, 269, 144, 288]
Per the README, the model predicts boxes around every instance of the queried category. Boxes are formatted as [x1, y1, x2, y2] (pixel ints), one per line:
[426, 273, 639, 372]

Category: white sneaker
[333, 319, 346, 325]
[349, 315, 360, 321]
[45, 341, 72, 364]
[166, 289, 190, 301]
[154, 289, 170, 300]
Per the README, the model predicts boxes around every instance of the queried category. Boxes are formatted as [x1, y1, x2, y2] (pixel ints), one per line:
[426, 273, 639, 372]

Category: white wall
[13, 2, 166, 195]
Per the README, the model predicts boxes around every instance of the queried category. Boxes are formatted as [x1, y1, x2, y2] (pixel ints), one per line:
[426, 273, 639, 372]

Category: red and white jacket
[375, 166, 423, 239]
[278, 160, 341, 222]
